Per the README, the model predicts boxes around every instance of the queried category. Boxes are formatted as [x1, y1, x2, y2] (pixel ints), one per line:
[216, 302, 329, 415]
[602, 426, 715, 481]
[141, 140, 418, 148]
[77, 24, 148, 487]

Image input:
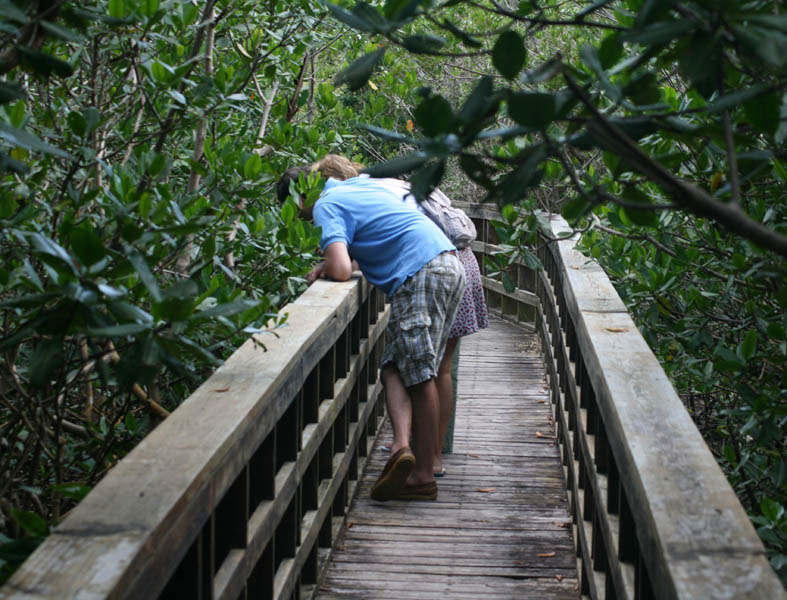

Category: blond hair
[311, 154, 366, 181]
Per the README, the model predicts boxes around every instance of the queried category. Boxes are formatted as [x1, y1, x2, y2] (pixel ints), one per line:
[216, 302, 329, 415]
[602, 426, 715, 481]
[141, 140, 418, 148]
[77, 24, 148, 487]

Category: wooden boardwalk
[315, 316, 579, 599]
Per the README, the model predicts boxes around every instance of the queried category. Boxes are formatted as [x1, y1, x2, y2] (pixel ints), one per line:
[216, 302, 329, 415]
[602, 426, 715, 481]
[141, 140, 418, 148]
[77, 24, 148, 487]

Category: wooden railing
[457, 201, 785, 600]
[1, 276, 389, 600]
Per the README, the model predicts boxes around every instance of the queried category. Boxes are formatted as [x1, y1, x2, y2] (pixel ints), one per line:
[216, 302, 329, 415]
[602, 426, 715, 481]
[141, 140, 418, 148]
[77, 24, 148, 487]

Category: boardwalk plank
[312, 316, 579, 599]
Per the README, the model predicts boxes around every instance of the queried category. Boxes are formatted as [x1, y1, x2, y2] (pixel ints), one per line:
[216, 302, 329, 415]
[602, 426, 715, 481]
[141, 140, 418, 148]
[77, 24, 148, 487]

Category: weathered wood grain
[312, 316, 580, 600]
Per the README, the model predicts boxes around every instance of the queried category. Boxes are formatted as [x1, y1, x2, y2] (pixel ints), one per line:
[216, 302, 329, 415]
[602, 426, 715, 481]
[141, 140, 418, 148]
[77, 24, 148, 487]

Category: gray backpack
[374, 178, 477, 249]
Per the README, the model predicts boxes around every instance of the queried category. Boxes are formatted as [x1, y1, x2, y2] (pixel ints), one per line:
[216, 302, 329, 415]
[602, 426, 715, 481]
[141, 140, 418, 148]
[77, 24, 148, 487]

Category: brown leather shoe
[396, 481, 438, 501]
[370, 447, 415, 501]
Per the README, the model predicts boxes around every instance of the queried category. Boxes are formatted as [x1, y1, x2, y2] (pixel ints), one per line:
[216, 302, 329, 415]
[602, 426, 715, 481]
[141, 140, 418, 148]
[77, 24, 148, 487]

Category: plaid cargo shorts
[381, 252, 466, 387]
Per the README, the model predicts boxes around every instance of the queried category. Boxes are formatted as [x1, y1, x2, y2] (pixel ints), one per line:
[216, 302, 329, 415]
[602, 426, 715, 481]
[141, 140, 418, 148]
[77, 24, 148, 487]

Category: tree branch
[563, 72, 787, 258]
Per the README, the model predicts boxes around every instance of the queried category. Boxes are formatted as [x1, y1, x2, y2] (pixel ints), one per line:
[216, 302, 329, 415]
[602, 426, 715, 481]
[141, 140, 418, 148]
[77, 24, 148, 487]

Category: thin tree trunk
[177, 5, 217, 275]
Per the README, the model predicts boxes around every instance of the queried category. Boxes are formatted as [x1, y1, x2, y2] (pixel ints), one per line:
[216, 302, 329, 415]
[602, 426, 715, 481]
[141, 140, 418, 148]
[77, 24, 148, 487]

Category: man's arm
[306, 241, 355, 284]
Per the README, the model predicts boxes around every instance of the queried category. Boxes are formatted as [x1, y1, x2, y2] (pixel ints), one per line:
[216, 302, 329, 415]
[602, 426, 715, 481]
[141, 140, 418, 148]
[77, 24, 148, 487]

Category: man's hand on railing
[306, 262, 327, 285]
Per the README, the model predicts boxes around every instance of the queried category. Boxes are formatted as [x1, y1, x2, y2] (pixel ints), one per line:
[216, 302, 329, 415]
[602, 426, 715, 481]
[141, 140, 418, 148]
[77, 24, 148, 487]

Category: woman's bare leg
[434, 337, 459, 472]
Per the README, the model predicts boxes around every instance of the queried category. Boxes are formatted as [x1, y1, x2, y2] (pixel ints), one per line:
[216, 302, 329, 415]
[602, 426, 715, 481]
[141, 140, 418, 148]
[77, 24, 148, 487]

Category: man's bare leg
[407, 378, 439, 486]
[434, 337, 458, 472]
[381, 364, 411, 455]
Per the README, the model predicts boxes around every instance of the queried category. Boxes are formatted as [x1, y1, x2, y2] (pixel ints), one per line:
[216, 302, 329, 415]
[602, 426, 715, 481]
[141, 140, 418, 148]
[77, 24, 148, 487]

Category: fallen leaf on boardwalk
[605, 327, 628, 333]
[555, 575, 564, 582]
[476, 487, 496, 493]
[536, 431, 556, 439]
[538, 552, 556, 558]
[213, 386, 231, 392]
[336, 545, 344, 551]
[536, 399, 546, 404]
[571, 266, 580, 269]
[553, 521, 570, 528]
[345, 522, 353, 529]
[468, 453, 480, 458]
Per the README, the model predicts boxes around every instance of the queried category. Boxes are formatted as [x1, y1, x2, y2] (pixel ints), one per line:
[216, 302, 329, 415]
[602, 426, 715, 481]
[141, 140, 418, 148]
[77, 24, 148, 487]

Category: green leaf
[409, 159, 444, 202]
[8, 99, 24, 127]
[244, 153, 262, 179]
[383, 0, 423, 21]
[743, 91, 780, 135]
[87, 323, 152, 337]
[322, 1, 379, 32]
[140, 0, 159, 18]
[360, 124, 412, 143]
[0, 0, 27, 23]
[0, 537, 42, 563]
[562, 197, 593, 222]
[108, 0, 125, 19]
[520, 57, 562, 84]
[30, 232, 78, 274]
[0, 122, 71, 158]
[127, 249, 162, 302]
[51, 483, 90, 501]
[521, 248, 543, 271]
[761, 497, 784, 522]
[708, 85, 769, 114]
[501, 203, 517, 224]
[39, 20, 82, 42]
[67, 111, 87, 137]
[151, 60, 170, 82]
[732, 23, 787, 70]
[740, 329, 757, 361]
[502, 272, 515, 293]
[281, 200, 296, 225]
[83, 107, 100, 135]
[501, 146, 547, 205]
[722, 442, 736, 465]
[334, 47, 386, 91]
[624, 18, 698, 46]
[29, 338, 64, 387]
[414, 94, 454, 136]
[492, 30, 526, 80]
[149, 153, 166, 177]
[364, 152, 428, 177]
[678, 30, 723, 98]
[714, 346, 745, 373]
[580, 44, 620, 102]
[442, 19, 483, 48]
[190, 298, 260, 320]
[508, 92, 555, 129]
[0, 80, 25, 104]
[10, 510, 48, 537]
[401, 33, 445, 54]
[622, 72, 661, 105]
[621, 186, 659, 227]
[155, 279, 199, 322]
[17, 46, 74, 78]
[458, 76, 495, 123]
[70, 227, 105, 266]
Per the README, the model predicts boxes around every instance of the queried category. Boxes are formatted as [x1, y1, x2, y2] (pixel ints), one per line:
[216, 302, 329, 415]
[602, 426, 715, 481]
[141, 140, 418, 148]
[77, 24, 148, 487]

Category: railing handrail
[1, 275, 389, 600]
[456, 202, 784, 600]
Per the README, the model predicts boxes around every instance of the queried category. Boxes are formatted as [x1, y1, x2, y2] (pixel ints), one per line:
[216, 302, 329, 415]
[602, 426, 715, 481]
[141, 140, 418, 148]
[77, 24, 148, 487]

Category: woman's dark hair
[276, 165, 311, 204]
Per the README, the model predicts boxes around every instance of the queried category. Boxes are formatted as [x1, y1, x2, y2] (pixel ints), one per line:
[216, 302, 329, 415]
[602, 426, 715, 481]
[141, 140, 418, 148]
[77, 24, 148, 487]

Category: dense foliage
[0, 0, 785, 588]
[324, 0, 787, 583]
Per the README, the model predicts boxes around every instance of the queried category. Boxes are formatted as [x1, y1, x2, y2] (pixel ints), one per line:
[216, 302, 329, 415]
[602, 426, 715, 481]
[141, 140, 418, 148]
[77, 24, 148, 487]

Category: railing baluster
[214, 467, 249, 571]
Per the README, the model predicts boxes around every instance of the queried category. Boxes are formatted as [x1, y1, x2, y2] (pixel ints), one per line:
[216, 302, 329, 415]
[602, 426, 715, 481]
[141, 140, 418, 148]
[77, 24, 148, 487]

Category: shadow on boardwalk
[315, 316, 580, 599]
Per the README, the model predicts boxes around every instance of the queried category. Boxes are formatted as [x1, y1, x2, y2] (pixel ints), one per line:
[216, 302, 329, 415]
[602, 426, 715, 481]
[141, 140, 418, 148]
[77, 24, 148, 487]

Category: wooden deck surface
[315, 316, 579, 599]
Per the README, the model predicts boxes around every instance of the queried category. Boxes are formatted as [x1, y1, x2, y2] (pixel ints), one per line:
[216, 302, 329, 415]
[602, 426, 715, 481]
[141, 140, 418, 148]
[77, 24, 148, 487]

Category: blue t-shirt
[314, 177, 455, 295]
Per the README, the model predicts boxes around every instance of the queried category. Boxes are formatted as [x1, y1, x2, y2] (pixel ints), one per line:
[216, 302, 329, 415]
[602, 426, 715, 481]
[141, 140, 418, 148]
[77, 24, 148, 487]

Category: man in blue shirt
[278, 172, 466, 501]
